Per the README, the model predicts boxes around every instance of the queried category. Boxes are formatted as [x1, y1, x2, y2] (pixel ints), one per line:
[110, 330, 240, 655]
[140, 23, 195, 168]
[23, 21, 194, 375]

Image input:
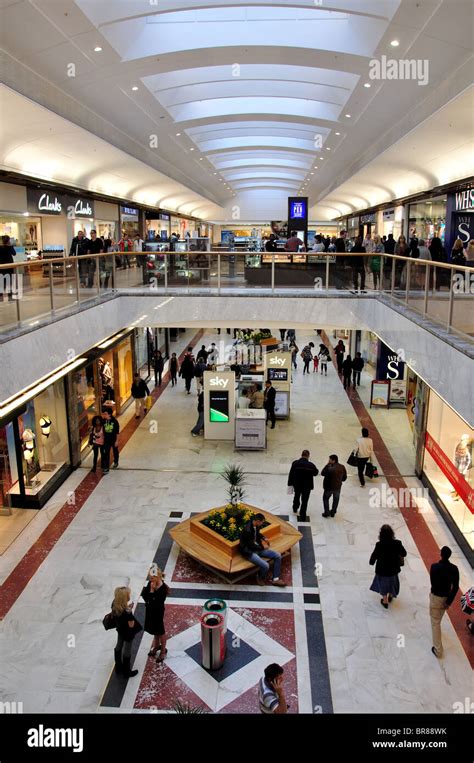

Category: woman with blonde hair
[451, 238, 466, 265]
[112, 586, 142, 677]
[141, 566, 170, 662]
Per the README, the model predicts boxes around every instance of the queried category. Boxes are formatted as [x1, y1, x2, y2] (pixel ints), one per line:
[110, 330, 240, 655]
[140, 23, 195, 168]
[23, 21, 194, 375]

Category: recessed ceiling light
[390, 39, 400, 47]
[320, 157, 324, 160]
[335, 132, 340, 136]
[314, 166, 318, 169]
[132, 86, 139, 91]
[189, 148, 195, 151]
[176, 132, 181, 136]
[345, 114, 351, 118]
[199, 157, 203, 160]
[364, 83, 371, 88]
[326, 147, 331, 151]
[94, 46, 102, 52]
[213, 173, 217, 175]
[310, 172, 314, 175]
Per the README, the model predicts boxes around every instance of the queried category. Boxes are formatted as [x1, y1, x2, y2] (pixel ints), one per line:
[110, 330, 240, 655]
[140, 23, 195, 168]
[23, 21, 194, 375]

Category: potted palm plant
[221, 463, 246, 508]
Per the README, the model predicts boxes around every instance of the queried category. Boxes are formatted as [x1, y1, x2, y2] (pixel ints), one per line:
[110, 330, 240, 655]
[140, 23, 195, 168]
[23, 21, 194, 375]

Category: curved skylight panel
[97, 8, 390, 61]
[222, 171, 306, 181]
[186, 122, 331, 141]
[214, 158, 312, 170]
[170, 97, 340, 123]
[209, 151, 315, 165]
[196, 136, 321, 153]
[231, 181, 300, 190]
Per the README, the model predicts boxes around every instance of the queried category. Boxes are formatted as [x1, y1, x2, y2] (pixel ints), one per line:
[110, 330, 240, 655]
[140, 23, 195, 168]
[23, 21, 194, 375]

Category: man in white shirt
[258, 664, 288, 714]
[238, 389, 250, 409]
[207, 342, 219, 365]
[312, 235, 325, 252]
[133, 234, 144, 252]
[354, 427, 374, 487]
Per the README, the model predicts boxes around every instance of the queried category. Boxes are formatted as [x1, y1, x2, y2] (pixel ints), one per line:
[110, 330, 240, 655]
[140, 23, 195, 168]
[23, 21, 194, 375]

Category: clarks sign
[71, 198, 94, 217]
[27, 188, 65, 215]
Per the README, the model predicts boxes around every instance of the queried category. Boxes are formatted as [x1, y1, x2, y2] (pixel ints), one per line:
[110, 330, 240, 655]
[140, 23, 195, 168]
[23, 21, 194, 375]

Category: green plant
[170, 700, 209, 714]
[221, 463, 247, 506]
[202, 505, 256, 541]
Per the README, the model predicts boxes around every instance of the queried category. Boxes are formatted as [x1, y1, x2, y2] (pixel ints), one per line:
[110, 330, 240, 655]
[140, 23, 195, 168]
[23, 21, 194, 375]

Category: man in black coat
[321, 455, 347, 517]
[352, 352, 364, 387]
[287, 449, 319, 521]
[429, 546, 459, 658]
[264, 380, 276, 429]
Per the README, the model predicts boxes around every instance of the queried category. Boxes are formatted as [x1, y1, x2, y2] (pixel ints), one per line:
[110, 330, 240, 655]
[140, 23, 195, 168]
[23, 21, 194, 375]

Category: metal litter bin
[201, 612, 225, 670]
[203, 598, 228, 634]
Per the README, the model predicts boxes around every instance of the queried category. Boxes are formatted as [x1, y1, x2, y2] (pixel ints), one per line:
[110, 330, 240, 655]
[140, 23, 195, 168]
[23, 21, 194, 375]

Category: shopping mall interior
[0, 0, 473, 754]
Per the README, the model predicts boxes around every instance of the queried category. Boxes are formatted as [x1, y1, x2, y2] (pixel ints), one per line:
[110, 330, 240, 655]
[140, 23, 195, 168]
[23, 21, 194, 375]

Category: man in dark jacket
[384, 233, 396, 254]
[429, 546, 460, 658]
[102, 408, 120, 473]
[321, 455, 347, 517]
[239, 514, 285, 586]
[350, 238, 367, 293]
[69, 230, 90, 287]
[131, 373, 150, 419]
[352, 352, 364, 387]
[264, 380, 276, 429]
[287, 449, 319, 521]
[179, 349, 195, 394]
[191, 390, 204, 436]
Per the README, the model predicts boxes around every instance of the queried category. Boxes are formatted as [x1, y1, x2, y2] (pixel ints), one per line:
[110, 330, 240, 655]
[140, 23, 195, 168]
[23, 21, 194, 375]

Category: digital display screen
[289, 200, 307, 220]
[268, 369, 288, 381]
[209, 391, 229, 423]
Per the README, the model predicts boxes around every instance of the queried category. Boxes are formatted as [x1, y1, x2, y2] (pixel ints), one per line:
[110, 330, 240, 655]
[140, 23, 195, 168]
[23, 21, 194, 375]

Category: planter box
[190, 505, 280, 559]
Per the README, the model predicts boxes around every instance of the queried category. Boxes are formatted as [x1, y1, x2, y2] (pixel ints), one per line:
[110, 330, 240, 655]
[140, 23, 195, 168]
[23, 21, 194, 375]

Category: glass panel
[220, 253, 248, 289]
[73, 363, 99, 452]
[116, 337, 133, 408]
[167, 253, 189, 287]
[187, 251, 211, 289]
[425, 264, 451, 328]
[114, 253, 144, 288]
[328, 254, 352, 291]
[52, 256, 77, 312]
[242, 253, 271, 289]
[0, 423, 17, 508]
[450, 268, 474, 338]
[144, 252, 166, 289]
[98, 254, 114, 294]
[406, 261, 426, 315]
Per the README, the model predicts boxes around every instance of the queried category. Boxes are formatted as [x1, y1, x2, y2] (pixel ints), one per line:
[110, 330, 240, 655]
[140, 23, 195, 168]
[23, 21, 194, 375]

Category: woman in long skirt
[369, 525, 407, 608]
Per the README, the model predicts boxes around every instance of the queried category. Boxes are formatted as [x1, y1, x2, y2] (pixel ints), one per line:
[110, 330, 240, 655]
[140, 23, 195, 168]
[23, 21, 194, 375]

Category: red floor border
[0, 329, 204, 620]
[322, 330, 473, 666]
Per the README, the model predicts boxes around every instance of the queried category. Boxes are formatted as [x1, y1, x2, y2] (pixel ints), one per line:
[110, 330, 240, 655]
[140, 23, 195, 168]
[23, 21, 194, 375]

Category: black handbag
[102, 612, 116, 631]
[365, 462, 377, 479]
[347, 452, 358, 467]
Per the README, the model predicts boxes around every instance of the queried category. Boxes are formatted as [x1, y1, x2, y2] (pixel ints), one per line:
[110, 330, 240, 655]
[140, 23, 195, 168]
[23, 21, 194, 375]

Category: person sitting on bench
[239, 513, 286, 587]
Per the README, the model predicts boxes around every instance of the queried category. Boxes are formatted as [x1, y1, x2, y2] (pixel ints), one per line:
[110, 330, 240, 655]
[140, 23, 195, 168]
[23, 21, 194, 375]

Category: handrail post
[325, 254, 330, 294]
[16, 265, 22, 325]
[405, 260, 411, 304]
[75, 256, 80, 304]
[112, 252, 116, 290]
[271, 254, 275, 293]
[49, 261, 54, 312]
[390, 256, 396, 297]
[423, 264, 430, 316]
[96, 257, 100, 296]
[380, 255, 384, 291]
[217, 254, 221, 294]
[447, 269, 455, 332]
[164, 254, 168, 293]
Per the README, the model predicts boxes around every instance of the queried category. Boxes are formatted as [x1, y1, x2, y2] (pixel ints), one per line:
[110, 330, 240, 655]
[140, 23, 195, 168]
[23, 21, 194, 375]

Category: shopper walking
[102, 408, 120, 473]
[429, 546, 460, 658]
[290, 341, 299, 370]
[301, 344, 313, 375]
[342, 355, 352, 390]
[287, 449, 319, 522]
[258, 664, 288, 714]
[179, 348, 195, 394]
[318, 345, 329, 375]
[264, 380, 276, 429]
[196, 344, 208, 363]
[131, 373, 150, 419]
[279, 328, 286, 341]
[207, 342, 219, 365]
[321, 455, 347, 517]
[334, 340, 345, 374]
[239, 514, 286, 587]
[141, 567, 170, 662]
[352, 352, 364, 387]
[369, 235, 384, 289]
[86, 229, 103, 288]
[152, 350, 164, 388]
[0, 235, 16, 301]
[111, 586, 142, 677]
[353, 427, 374, 486]
[89, 415, 104, 473]
[350, 237, 367, 293]
[69, 230, 90, 287]
[369, 525, 407, 608]
[191, 390, 205, 436]
[194, 356, 207, 392]
[170, 352, 178, 386]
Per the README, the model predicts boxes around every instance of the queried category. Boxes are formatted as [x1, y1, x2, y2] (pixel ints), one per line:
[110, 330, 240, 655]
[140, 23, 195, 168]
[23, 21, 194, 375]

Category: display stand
[264, 349, 292, 419]
[235, 409, 267, 450]
[203, 370, 236, 440]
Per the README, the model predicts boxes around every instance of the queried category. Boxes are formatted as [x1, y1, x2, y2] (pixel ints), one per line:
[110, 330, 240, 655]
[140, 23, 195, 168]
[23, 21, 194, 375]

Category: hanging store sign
[360, 213, 376, 224]
[454, 187, 474, 212]
[383, 209, 395, 221]
[27, 188, 65, 215]
[120, 205, 139, 220]
[69, 197, 95, 218]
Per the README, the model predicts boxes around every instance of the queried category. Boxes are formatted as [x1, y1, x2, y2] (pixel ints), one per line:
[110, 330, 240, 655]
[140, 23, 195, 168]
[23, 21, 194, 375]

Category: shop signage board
[120, 205, 139, 220]
[68, 197, 95, 218]
[370, 380, 390, 408]
[203, 370, 235, 440]
[454, 187, 474, 212]
[27, 188, 65, 215]
[376, 342, 405, 385]
[383, 209, 395, 221]
[390, 378, 407, 405]
[360, 213, 376, 224]
[425, 433, 474, 511]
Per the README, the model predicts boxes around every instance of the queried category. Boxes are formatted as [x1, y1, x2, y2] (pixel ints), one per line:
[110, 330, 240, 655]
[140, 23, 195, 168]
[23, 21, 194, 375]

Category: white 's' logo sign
[270, 357, 286, 366]
[27, 725, 83, 753]
[210, 376, 229, 388]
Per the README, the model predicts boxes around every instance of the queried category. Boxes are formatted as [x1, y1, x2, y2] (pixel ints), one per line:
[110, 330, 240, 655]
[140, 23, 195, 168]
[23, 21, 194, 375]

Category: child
[313, 356, 319, 373]
[170, 352, 178, 386]
[318, 349, 329, 376]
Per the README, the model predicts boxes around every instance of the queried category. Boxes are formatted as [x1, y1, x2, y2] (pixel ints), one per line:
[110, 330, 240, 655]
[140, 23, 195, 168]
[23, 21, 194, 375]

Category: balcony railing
[0, 251, 473, 341]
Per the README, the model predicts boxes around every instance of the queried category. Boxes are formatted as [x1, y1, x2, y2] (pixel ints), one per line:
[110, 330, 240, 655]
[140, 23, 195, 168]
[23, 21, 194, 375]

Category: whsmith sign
[454, 188, 474, 212]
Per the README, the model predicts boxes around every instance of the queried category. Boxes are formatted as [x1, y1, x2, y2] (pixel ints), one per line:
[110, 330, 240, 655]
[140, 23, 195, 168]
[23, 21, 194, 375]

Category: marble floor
[0, 328, 472, 716]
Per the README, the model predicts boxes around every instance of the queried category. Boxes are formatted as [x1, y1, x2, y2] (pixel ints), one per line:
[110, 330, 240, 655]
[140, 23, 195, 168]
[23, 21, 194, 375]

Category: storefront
[422, 390, 473, 563]
[0, 358, 86, 509]
[69, 198, 119, 245]
[120, 205, 140, 242]
[0, 183, 42, 262]
[445, 183, 474, 259]
[360, 212, 376, 240]
[26, 186, 68, 257]
[408, 195, 447, 244]
[146, 212, 170, 244]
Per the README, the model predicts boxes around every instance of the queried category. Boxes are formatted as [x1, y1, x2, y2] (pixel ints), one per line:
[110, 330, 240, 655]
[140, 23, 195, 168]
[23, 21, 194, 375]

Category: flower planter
[190, 505, 280, 559]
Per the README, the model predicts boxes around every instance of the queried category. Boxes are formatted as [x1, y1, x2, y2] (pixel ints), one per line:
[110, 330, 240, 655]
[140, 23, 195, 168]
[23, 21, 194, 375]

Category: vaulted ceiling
[1, 0, 472, 220]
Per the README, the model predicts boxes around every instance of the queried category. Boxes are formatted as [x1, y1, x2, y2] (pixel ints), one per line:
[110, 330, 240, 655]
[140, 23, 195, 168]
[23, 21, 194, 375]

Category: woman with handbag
[354, 427, 374, 486]
[89, 415, 104, 473]
[369, 525, 407, 609]
[141, 567, 170, 662]
[111, 586, 142, 677]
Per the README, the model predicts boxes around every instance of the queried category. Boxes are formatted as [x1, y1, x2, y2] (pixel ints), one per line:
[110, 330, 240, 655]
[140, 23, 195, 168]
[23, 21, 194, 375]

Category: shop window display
[424, 390, 473, 550]
[98, 355, 115, 410]
[75, 362, 99, 451]
[117, 337, 133, 408]
[0, 423, 18, 508]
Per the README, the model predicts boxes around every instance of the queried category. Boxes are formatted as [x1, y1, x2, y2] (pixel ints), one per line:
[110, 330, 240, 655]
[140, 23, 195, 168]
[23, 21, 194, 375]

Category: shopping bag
[365, 462, 377, 479]
[146, 395, 153, 410]
[347, 452, 358, 467]
[102, 612, 116, 631]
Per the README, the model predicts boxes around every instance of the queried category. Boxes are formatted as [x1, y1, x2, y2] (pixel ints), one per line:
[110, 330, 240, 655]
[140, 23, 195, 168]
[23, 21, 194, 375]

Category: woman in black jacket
[111, 586, 142, 677]
[369, 525, 407, 608]
[141, 567, 170, 662]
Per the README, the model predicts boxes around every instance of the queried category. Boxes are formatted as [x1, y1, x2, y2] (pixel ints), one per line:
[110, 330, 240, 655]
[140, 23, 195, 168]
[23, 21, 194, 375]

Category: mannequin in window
[452, 434, 471, 500]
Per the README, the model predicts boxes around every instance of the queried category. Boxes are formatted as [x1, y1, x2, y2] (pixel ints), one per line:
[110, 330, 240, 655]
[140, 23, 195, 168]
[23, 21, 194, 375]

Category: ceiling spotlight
[390, 39, 400, 47]
[213, 173, 217, 175]
[310, 172, 314, 175]
[176, 132, 181, 136]
[335, 132, 340, 136]
[314, 166, 318, 169]
[94, 46, 102, 52]
[320, 157, 324, 160]
[364, 83, 371, 88]
[199, 157, 203, 160]
[189, 148, 195, 151]
[326, 147, 331, 151]
[132, 86, 139, 91]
